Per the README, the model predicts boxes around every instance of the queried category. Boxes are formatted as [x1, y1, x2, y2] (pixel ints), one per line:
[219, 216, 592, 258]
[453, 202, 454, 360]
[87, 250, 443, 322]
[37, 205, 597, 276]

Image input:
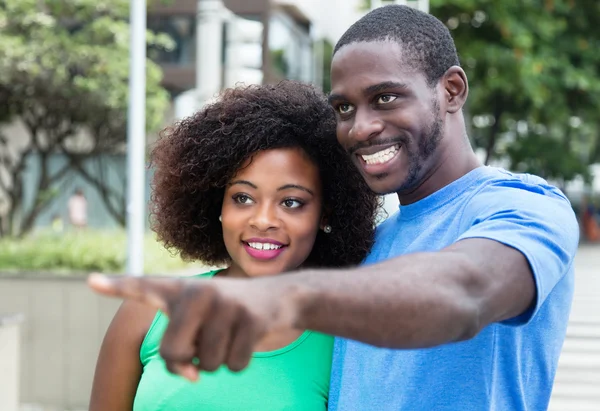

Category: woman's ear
[319, 208, 331, 231]
[319, 217, 328, 231]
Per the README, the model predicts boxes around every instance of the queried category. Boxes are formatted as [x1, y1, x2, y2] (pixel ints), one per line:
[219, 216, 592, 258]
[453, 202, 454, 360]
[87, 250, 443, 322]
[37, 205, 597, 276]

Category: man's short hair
[334, 5, 460, 86]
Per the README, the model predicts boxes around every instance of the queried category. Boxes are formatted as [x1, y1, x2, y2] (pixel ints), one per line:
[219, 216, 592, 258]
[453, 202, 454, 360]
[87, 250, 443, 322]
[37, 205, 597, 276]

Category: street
[549, 244, 600, 410]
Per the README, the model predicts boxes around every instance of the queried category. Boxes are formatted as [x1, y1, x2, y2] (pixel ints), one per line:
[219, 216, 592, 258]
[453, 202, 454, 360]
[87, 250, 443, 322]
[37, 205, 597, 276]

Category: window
[268, 11, 312, 82]
[148, 15, 196, 65]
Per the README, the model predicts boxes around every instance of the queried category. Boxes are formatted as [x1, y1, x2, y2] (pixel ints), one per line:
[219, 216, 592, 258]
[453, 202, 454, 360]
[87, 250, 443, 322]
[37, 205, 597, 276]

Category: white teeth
[361, 144, 400, 165]
[248, 242, 282, 250]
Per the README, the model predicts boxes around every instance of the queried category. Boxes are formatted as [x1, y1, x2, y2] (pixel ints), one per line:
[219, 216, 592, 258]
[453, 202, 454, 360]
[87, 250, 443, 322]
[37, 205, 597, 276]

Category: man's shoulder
[445, 166, 576, 241]
[476, 166, 548, 186]
[459, 167, 579, 247]
[469, 167, 569, 204]
[482, 168, 568, 202]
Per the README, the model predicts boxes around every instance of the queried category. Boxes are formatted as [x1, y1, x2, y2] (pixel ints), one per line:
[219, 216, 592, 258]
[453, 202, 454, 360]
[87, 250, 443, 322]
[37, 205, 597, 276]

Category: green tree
[321, 39, 334, 93]
[0, 0, 172, 236]
[358, 0, 373, 12]
[430, 0, 600, 184]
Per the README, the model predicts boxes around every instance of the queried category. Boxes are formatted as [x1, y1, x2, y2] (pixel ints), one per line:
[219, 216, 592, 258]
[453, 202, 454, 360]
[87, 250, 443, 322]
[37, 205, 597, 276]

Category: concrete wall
[0, 276, 121, 410]
[0, 313, 24, 411]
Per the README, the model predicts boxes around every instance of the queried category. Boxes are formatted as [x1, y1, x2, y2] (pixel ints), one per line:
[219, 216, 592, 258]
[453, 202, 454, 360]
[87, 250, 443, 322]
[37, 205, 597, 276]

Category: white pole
[419, 0, 429, 13]
[196, 0, 225, 109]
[126, 0, 147, 276]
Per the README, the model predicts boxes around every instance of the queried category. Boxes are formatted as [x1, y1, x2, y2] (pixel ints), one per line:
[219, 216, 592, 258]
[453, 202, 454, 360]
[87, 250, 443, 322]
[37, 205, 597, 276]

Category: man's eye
[337, 103, 355, 114]
[377, 95, 397, 104]
[282, 199, 303, 209]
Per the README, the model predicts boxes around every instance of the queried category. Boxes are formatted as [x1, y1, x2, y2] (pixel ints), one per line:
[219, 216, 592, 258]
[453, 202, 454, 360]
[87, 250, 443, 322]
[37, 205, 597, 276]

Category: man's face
[329, 41, 444, 195]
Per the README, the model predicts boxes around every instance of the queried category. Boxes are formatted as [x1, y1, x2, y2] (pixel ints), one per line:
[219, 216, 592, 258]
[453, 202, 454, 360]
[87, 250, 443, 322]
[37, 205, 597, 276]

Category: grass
[0, 229, 212, 276]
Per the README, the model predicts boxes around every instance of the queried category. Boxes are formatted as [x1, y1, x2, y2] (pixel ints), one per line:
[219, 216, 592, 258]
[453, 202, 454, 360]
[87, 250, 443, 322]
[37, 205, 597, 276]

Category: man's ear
[442, 66, 468, 114]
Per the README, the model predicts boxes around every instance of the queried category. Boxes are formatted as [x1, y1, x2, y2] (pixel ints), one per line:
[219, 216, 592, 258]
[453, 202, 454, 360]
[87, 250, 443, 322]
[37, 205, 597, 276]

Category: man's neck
[397, 135, 481, 205]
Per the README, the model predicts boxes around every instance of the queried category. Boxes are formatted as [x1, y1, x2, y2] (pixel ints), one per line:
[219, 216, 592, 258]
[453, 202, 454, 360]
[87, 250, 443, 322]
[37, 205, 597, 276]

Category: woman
[89, 81, 379, 410]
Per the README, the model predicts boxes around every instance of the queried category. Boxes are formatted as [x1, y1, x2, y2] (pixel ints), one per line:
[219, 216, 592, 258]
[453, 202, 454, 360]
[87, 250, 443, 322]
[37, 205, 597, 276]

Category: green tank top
[133, 270, 334, 411]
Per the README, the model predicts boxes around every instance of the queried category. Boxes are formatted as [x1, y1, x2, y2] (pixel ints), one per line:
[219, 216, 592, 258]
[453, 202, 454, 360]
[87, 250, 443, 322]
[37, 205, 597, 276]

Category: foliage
[430, 0, 600, 183]
[358, 0, 373, 11]
[0, 229, 212, 275]
[270, 49, 289, 78]
[0, 0, 173, 236]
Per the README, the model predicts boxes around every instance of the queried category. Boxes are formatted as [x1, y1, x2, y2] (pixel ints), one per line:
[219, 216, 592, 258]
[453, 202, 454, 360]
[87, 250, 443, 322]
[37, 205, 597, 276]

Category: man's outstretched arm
[286, 238, 534, 348]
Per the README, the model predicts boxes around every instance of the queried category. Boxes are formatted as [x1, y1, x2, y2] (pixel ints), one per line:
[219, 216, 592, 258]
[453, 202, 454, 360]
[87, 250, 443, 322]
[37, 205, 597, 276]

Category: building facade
[148, 0, 315, 95]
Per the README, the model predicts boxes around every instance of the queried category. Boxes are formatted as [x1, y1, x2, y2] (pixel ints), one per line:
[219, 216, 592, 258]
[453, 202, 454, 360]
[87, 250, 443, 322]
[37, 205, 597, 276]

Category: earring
[219, 215, 222, 222]
[323, 225, 332, 234]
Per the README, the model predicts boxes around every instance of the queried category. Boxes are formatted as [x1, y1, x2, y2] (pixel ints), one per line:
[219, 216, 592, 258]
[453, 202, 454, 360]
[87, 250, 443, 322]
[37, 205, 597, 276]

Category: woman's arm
[89, 300, 157, 411]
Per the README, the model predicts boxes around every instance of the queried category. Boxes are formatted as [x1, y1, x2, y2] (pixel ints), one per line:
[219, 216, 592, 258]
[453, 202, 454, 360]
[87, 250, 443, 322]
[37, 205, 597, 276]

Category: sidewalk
[548, 244, 600, 410]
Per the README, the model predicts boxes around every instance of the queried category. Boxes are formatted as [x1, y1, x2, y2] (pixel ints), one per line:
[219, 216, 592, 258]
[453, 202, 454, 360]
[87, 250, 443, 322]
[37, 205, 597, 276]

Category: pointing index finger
[87, 273, 170, 312]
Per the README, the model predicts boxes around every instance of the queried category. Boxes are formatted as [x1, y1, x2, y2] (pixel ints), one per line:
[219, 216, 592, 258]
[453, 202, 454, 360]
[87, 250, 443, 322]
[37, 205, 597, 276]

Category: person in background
[582, 198, 599, 242]
[68, 188, 87, 229]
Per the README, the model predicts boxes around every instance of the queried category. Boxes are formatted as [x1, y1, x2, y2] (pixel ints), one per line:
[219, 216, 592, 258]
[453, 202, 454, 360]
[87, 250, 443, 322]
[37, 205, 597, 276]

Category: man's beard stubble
[378, 113, 443, 195]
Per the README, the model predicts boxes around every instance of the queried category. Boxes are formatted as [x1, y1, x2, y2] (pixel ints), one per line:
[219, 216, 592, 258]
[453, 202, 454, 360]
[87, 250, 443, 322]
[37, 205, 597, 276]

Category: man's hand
[88, 274, 295, 381]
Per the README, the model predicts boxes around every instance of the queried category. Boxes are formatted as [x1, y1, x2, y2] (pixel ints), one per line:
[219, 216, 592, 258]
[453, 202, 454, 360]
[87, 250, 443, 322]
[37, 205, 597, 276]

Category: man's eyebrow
[328, 81, 409, 104]
[364, 81, 409, 95]
[328, 93, 344, 104]
[228, 180, 257, 189]
[277, 184, 314, 196]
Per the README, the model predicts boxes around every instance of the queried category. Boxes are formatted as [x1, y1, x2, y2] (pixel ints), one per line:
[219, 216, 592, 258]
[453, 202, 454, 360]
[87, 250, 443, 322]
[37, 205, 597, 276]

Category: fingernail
[88, 273, 111, 287]
[182, 365, 199, 382]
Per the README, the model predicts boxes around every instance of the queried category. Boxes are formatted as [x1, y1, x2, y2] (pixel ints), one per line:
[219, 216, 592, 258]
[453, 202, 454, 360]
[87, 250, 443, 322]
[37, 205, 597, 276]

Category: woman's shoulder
[112, 300, 160, 345]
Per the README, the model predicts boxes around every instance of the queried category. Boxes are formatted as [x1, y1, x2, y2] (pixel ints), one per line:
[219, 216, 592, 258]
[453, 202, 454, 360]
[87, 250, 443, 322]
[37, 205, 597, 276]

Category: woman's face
[221, 148, 324, 278]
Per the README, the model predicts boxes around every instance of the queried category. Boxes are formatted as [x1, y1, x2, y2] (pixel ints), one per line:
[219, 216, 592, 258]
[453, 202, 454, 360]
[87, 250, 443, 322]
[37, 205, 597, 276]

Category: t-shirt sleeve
[456, 177, 579, 326]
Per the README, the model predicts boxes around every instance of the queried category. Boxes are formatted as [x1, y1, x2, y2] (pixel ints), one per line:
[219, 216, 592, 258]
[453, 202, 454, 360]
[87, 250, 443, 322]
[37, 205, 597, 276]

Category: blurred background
[0, 0, 598, 410]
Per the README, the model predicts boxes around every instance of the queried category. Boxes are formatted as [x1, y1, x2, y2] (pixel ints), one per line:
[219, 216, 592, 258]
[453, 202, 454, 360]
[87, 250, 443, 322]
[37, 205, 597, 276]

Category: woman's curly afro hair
[150, 80, 379, 268]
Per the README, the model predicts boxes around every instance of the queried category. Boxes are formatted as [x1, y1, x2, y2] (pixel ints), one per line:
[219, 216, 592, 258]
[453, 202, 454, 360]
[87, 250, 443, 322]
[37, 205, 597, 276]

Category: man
[89, 5, 578, 410]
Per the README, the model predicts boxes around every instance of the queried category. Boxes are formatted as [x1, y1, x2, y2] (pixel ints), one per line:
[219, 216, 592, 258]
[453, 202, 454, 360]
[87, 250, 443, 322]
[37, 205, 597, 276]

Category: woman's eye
[233, 194, 254, 204]
[337, 103, 355, 114]
[282, 199, 303, 209]
[377, 95, 397, 104]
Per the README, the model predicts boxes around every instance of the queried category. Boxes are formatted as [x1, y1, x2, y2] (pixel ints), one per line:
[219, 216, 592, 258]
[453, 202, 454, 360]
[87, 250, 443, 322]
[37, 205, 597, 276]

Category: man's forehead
[330, 41, 424, 93]
[333, 41, 421, 74]
[333, 40, 413, 63]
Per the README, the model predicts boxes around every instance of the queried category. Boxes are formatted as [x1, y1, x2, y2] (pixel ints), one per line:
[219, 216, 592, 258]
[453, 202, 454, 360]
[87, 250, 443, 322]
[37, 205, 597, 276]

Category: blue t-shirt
[329, 166, 579, 411]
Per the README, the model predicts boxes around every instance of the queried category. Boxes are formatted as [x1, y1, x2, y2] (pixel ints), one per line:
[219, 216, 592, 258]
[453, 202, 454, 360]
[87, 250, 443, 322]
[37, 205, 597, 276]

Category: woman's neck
[218, 266, 246, 278]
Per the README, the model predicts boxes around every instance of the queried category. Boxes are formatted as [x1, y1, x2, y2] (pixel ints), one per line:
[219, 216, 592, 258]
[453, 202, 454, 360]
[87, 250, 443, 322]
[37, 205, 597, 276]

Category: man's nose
[349, 109, 384, 143]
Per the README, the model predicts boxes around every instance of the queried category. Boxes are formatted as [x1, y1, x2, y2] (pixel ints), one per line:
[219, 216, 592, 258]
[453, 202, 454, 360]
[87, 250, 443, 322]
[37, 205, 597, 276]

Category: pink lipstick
[242, 238, 287, 261]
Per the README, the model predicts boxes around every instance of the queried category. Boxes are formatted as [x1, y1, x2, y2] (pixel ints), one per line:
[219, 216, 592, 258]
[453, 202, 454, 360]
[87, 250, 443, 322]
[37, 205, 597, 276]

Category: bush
[0, 230, 211, 276]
